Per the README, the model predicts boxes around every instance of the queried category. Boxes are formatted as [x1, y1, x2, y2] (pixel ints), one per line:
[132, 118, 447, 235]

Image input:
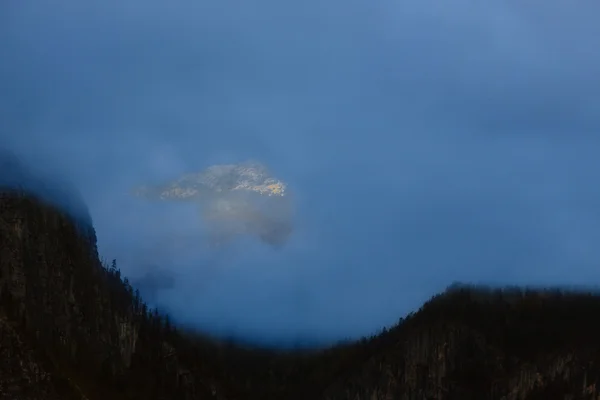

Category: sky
[1, 0, 600, 347]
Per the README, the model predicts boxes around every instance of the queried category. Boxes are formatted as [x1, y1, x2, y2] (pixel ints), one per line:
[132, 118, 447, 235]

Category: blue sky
[2, 0, 600, 347]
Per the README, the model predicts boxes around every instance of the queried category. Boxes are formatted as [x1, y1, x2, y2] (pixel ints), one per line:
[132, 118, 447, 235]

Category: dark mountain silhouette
[0, 149, 92, 230]
[1, 157, 600, 399]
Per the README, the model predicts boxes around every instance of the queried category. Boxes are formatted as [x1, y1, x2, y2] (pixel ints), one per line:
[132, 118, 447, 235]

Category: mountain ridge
[1, 184, 600, 398]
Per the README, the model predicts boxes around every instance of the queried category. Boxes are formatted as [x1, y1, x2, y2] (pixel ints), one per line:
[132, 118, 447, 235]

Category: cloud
[1, 0, 600, 347]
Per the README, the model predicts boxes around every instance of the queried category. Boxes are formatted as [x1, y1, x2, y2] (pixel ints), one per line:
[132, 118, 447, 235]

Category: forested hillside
[1, 189, 599, 399]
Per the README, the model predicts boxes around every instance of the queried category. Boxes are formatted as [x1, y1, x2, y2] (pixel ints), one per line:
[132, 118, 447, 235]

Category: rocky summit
[1, 159, 600, 399]
[133, 161, 293, 248]
[133, 161, 288, 201]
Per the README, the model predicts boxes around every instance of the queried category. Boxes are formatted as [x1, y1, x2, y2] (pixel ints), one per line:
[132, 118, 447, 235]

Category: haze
[2, 0, 600, 347]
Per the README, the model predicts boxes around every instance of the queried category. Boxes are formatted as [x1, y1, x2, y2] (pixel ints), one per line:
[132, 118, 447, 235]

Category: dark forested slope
[1, 187, 600, 400]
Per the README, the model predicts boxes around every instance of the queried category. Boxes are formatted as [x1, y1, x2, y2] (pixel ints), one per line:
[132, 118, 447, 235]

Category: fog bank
[2, 0, 600, 347]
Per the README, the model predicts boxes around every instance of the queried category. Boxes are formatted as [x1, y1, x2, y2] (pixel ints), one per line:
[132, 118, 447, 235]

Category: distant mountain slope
[321, 285, 600, 399]
[1, 162, 600, 399]
[133, 161, 288, 201]
[132, 161, 293, 248]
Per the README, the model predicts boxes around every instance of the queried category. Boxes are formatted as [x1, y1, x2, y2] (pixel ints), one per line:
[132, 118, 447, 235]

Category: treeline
[84, 259, 600, 399]
[94, 257, 399, 399]
[101, 259, 176, 339]
[3, 190, 600, 399]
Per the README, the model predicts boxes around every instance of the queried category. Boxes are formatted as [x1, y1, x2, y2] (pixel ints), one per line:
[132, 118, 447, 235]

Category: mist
[2, 0, 600, 347]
